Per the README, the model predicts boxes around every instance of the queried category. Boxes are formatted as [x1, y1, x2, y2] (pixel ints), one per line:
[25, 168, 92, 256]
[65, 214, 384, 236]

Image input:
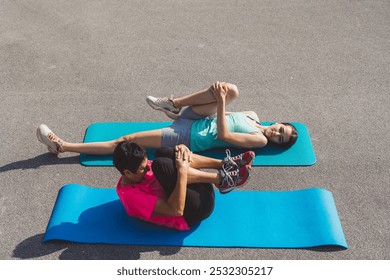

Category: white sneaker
[36, 124, 64, 154]
[146, 96, 181, 120]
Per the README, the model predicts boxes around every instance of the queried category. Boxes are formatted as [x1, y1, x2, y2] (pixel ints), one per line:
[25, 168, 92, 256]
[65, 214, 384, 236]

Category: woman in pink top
[113, 141, 254, 230]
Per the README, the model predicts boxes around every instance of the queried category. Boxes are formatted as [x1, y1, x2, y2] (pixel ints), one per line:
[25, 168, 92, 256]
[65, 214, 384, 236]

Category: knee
[152, 157, 175, 177]
[152, 157, 177, 191]
[111, 137, 127, 151]
[115, 134, 134, 145]
[226, 83, 239, 99]
[155, 147, 175, 159]
[151, 157, 165, 171]
[151, 158, 165, 179]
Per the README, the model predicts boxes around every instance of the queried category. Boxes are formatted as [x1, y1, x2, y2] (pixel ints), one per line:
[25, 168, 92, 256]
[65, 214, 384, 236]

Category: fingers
[221, 82, 228, 92]
[211, 81, 227, 94]
[188, 150, 192, 162]
[175, 147, 182, 159]
[176, 148, 186, 160]
[210, 83, 217, 94]
[182, 149, 188, 161]
[175, 145, 191, 162]
[175, 146, 190, 170]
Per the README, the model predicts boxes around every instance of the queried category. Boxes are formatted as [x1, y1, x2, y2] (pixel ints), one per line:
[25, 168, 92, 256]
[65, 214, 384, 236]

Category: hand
[175, 145, 191, 171]
[175, 144, 192, 162]
[210, 81, 228, 102]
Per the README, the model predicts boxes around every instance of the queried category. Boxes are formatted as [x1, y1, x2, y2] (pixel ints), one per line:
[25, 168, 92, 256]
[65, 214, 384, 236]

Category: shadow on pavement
[0, 154, 80, 173]
[13, 233, 346, 260]
[13, 234, 181, 260]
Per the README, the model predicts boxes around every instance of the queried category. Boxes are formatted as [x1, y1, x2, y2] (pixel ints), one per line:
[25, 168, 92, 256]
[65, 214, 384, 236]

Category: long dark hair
[279, 123, 298, 148]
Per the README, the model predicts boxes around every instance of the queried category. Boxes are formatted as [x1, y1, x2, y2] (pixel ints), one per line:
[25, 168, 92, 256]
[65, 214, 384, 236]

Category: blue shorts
[161, 107, 205, 148]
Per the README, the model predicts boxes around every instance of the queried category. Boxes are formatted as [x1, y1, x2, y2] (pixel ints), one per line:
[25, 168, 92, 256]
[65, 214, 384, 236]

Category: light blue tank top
[189, 112, 260, 152]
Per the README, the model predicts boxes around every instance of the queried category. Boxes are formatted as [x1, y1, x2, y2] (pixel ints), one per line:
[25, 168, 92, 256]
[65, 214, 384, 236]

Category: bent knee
[114, 135, 132, 145]
[226, 83, 239, 99]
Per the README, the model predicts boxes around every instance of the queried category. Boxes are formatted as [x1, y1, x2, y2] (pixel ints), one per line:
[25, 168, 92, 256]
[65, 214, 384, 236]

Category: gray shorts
[161, 107, 205, 148]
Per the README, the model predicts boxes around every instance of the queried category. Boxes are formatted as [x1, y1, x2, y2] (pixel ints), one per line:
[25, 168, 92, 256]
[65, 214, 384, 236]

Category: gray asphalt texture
[1, 0, 389, 260]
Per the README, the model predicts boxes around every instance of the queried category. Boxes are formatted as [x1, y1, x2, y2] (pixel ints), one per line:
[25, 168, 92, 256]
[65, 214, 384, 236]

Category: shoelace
[223, 149, 239, 172]
[154, 97, 169, 104]
[220, 169, 239, 190]
[230, 150, 245, 165]
[48, 133, 63, 151]
[155, 95, 175, 107]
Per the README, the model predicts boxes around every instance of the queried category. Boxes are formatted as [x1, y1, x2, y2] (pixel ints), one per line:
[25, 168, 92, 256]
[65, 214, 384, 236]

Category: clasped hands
[175, 144, 192, 170]
[210, 81, 228, 102]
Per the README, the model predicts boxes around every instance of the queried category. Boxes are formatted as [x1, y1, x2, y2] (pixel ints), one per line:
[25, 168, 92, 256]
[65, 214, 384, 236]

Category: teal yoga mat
[79, 122, 316, 166]
[43, 184, 347, 248]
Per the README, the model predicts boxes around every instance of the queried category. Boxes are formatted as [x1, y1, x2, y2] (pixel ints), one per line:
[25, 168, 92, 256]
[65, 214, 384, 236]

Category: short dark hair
[279, 123, 298, 148]
[113, 141, 146, 174]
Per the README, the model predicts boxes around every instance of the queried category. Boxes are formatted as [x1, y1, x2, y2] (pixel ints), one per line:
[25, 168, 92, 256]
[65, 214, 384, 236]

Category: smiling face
[264, 123, 293, 145]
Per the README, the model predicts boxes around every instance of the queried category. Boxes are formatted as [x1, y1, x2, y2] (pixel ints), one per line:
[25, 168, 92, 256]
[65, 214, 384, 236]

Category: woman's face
[264, 123, 293, 145]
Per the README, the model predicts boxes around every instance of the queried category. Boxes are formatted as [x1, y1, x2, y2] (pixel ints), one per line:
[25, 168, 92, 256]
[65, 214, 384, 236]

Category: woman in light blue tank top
[36, 82, 298, 155]
[189, 112, 260, 151]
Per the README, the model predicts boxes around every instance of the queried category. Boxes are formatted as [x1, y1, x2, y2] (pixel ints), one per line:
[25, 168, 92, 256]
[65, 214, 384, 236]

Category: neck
[122, 176, 139, 186]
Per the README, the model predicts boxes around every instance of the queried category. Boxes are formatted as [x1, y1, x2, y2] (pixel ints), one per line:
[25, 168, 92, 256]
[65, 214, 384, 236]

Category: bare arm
[219, 131, 267, 148]
[211, 82, 267, 149]
[152, 146, 190, 217]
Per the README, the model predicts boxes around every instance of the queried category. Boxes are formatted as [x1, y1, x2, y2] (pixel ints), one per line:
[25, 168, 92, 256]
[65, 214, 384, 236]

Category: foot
[216, 165, 252, 194]
[222, 149, 255, 171]
[36, 124, 64, 154]
[146, 95, 181, 120]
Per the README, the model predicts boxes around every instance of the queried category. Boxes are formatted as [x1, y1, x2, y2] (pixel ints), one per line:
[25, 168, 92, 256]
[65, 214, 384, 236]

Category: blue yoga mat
[79, 122, 316, 166]
[43, 184, 347, 248]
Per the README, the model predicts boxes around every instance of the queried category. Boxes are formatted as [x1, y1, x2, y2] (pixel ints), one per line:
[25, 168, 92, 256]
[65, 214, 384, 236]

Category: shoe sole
[146, 98, 181, 120]
[238, 167, 251, 188]
[164, 110, 180, 120]
[244, 151, 255, 167]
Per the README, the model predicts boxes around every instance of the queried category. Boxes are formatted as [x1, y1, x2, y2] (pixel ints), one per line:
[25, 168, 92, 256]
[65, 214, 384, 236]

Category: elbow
[217, 132, 228, 141]
[168, 203, 185, 217]
[172, 208, 184, 217]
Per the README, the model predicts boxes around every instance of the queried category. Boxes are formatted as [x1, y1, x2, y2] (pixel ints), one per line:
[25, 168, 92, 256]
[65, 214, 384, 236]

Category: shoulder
[248, 132, 268, 148]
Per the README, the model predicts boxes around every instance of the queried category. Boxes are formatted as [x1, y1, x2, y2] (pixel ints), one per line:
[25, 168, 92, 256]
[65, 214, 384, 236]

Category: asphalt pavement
[1, 0, 389, 260]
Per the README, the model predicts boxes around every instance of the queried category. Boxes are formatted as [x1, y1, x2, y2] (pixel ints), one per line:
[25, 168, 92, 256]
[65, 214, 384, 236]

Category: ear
[123, 169, 133, 177]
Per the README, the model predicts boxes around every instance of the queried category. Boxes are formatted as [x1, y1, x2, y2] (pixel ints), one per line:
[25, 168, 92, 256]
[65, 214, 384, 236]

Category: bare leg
[61, 129, 163, 155]
[62, 140, 118, 155]
[186, 167, 220, 185]
[173, 83, 239, 116]
[190, 153, 223, 170]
